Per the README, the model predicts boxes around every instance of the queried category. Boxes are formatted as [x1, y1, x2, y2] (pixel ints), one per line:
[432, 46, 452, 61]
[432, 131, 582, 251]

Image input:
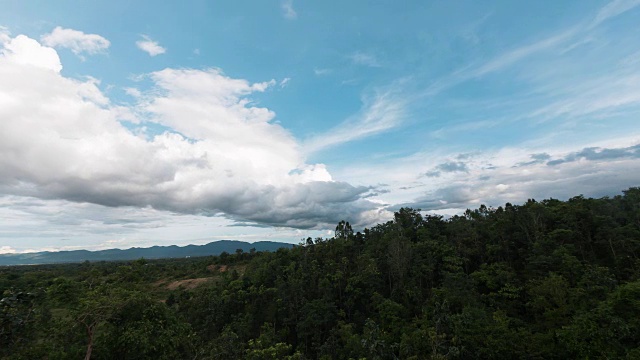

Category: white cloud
[279, 77, 291, 87]
[0, 34, 62, 72]
[282, 0, 297, 19]
[136, 35, 166, 56]
[327, 133, 640, 218]
[41, 27, 110, 58]
[0, 246, 17, 254]
[304, 86, 406, 153]
[124, 87, 142, 98]
[419, 27, 577, 98]
[0, 26, 10, 44]
[421, 0, 640, 99]
[314, 68, 332, 76]
[470, 28, 576, 78]
[405, 153, 640, 212]
[0, 33, 382, 234]
[349, 51, 382, 67]
[527, 73, 640, 121]
[591, 0, 640, 27]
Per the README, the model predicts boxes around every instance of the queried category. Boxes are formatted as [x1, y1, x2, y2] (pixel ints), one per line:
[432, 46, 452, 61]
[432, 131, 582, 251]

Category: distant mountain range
[0, 240, 294, 266]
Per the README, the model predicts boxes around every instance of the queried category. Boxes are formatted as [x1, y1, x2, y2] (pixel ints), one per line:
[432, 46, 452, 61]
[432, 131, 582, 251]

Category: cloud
[396, 142, 640, 212]
[420, 29, 577, 98]
[421, 0, 640, 100]
[279, 77, 291, 87]
[514, 153, 551, 167]
[314, 68, 332, 76]
[471, 29, 577, 78]
[41, 27, 110, 58]
[591, 0, 640, 27]
[304, 85, 406, 153]
[0, 34, 62, 72]
[0, 26, 10, 44]
[124, 87, 142, 98]
[547, 144, 640, 166]
[526, 73, 640, 122]
[0, 33, 384, 232]
[408, 160, 640, 212]
[423, 161, 470, 178]
[0, 195, 169, 237]
[0, 194, 333, 252]
[136, 35, 166, 56]
[349, 51, 381, 67]
[0, 246, 17, 254]
[282, 0, 297, 19]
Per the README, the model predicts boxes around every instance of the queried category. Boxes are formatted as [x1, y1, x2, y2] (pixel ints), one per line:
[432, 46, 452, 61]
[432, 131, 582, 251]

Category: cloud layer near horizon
[401, 145, 640, 212]
[0, 33, 385, 229]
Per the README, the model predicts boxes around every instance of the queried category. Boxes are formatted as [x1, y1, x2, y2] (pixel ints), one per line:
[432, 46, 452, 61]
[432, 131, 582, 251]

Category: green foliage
[96, 291, 194, 359]
[0, 290, 38, 354]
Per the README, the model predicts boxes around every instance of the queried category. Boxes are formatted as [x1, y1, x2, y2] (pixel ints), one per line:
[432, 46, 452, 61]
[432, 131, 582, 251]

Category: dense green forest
[2, 188, 640, 359]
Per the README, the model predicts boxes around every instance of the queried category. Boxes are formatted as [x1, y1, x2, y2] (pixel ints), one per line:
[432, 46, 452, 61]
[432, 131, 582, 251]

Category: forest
[2, 188, 640, 359]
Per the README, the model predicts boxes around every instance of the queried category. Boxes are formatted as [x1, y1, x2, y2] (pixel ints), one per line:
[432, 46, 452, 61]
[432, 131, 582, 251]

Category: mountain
[0, 240, 294, 266]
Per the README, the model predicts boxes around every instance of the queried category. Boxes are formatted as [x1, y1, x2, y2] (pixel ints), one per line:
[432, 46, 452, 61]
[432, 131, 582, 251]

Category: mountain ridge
[0, 240, 294, 266]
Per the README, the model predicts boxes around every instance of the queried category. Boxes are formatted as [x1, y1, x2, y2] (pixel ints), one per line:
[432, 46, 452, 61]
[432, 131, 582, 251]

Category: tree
[0, 290, 38, 355]
[335, 220, 354, 240]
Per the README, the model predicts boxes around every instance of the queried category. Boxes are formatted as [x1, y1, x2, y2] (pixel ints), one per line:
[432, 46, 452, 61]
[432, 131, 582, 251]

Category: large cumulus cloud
[0, 32, 383, 229]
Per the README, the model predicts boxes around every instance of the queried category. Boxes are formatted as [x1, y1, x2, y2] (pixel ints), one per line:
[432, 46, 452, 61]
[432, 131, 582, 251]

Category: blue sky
[1, 0, 640, 253]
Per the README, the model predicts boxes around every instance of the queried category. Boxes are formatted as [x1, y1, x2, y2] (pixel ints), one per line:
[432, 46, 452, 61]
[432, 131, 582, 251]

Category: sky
[1, 0, 640, 253]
